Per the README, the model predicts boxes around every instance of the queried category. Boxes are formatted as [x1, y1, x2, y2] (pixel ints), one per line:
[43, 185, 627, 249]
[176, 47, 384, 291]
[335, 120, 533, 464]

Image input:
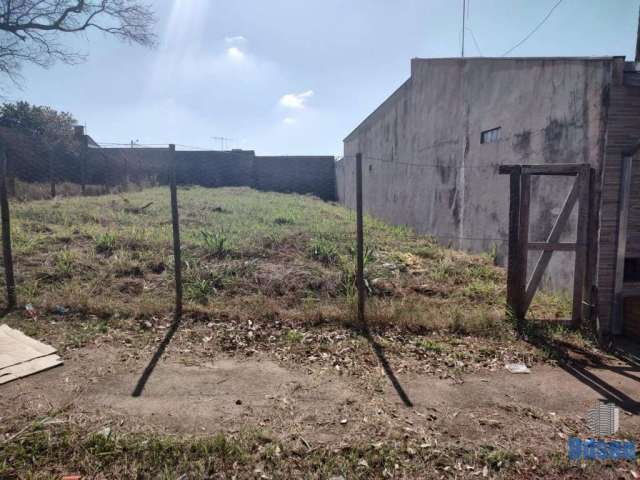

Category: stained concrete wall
[340, 57, 621, 291]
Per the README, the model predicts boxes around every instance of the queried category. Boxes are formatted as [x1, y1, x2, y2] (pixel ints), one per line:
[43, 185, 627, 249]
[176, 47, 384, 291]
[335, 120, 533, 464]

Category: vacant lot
[1, 187, 638, 479]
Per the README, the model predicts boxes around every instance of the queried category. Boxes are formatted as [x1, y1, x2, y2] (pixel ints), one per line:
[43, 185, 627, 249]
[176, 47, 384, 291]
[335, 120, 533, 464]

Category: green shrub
[309, 237, 339, 264]
[201, 230, 231, 257]
[94, 232, 117, 254]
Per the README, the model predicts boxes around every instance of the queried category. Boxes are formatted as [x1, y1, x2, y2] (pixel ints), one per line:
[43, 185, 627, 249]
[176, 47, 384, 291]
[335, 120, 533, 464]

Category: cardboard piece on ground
[0, 324, 56, 369]
[0, 354, 63, 384]
[0, 325, 62, 385]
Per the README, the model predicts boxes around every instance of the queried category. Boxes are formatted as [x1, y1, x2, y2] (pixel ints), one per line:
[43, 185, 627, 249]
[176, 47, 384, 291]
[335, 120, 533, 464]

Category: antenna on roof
[212, 136, 235, 151]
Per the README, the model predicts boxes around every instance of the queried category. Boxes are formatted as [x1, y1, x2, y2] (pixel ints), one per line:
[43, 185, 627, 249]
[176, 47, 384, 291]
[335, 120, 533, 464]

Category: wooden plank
[524, 180, 579, 311]
[506, 167, 522, 319]
[500, 164, 586, 176]
[584, 166, 599, 331]
[527, 242, 577, 251]
[516, 174, 530, 320]
[612, 155, 633, 335]
[572, 165, 591, 327]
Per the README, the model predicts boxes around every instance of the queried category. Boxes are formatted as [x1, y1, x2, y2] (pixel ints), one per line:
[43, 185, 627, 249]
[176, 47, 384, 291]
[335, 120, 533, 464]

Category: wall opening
[481, 127, 501, 144]
[624, 257, 640, 282]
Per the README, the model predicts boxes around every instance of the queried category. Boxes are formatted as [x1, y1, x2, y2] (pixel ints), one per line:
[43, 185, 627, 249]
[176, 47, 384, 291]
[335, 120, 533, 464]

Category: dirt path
[3, 342, 639, 451]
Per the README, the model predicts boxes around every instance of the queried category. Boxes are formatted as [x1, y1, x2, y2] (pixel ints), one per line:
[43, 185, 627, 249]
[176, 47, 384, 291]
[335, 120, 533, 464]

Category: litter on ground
[0, 325, 62, 385]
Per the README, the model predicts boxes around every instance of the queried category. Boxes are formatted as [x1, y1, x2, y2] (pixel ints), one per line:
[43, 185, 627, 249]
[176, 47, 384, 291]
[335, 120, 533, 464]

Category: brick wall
[597, 61, 640, 336]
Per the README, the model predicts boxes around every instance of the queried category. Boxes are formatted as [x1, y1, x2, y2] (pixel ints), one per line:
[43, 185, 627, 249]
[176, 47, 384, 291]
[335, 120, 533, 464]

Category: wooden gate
[499, 164, 594, 327]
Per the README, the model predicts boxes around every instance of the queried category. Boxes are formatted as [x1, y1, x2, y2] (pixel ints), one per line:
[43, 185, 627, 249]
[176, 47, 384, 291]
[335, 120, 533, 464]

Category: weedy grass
[4, 186, 571, 350]
[0, 421, 621, 480]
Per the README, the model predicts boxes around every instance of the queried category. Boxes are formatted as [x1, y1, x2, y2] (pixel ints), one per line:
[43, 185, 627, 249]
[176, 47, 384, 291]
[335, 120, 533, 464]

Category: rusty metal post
[169, 144, 182, 319]
[356, 153, 365, 327]
[0, 147, 16, 309]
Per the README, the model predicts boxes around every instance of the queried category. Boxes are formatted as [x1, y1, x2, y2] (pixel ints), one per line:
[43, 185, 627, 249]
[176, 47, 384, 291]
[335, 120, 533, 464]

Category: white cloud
[226, 47, 245, 61]
[225, 35, 247, 44]
[283, 117, 297, 124]
[279, 90, 314, 109]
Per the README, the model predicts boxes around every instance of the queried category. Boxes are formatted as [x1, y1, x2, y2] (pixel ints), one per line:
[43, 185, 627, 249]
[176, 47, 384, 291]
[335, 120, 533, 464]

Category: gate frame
[499, 163, 593, 327]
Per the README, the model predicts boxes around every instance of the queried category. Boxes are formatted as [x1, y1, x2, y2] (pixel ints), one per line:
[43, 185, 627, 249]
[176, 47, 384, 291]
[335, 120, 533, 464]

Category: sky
[7, 0, 640, 156]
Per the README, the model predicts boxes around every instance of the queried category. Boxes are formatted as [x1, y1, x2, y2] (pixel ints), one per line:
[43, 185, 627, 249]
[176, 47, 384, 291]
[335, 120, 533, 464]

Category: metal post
[0, 147, 16, 309]
[169, 144, 182, 320]
[356, 153, 365, 326]
[49, 148, 56, 198]
[81, 134, 88, 195]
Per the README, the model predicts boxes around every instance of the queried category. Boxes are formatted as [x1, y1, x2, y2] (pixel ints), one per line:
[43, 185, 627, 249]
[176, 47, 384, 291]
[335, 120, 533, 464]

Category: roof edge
[344, 78, 411, 143]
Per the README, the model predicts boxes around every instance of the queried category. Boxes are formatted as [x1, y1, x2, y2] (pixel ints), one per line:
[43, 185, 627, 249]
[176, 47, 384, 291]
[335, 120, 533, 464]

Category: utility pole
[636, 3, 640, 63]
[461, 0, 466, 57]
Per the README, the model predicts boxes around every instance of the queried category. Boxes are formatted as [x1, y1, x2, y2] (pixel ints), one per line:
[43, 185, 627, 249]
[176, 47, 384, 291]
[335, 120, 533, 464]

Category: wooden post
[612, 156, 633, 335]
[0, 147, 16, 309]
[572, 165, 591, 327]
[81, 134, 88, 195]
[517, 173, 531, 319]
[584, 167, 598, 328]
[356, 153, 365, 327]
[506, 166, 523, 321]
[169, 144, 182, 320]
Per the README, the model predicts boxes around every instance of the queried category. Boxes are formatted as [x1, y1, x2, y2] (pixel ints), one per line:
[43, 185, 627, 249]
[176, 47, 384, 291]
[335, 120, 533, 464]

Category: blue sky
[8, 0, 639, 155]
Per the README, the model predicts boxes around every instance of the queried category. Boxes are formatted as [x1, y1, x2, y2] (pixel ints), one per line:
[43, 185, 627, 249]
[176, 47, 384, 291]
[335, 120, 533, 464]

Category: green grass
[3, 186, 571, 348]
[0, 420, 625, 480]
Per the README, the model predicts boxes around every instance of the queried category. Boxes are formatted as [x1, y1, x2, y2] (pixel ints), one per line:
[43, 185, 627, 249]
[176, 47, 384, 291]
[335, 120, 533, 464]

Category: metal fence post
[49, 147, 56, 198]
[0, 146, 16, 309]
[81, 134, 88, 195]
[356, 153, 365, 327]
[169, 144, 182, 319]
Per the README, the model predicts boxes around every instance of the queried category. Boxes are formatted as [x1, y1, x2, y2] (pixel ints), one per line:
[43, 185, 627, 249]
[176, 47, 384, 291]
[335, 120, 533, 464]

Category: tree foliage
[0, 0, 156, 81]
[0, 101, 77, 145]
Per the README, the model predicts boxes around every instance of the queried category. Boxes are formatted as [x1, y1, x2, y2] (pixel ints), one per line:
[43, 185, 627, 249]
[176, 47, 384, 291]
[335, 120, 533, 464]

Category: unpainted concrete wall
[88, 148, 336, 200]
[340, 57, 618, 291]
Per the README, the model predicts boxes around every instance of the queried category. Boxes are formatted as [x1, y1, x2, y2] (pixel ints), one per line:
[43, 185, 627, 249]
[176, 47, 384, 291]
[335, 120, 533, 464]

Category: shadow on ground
[132, 316, 181, 397]
[525, 323, 640, 414]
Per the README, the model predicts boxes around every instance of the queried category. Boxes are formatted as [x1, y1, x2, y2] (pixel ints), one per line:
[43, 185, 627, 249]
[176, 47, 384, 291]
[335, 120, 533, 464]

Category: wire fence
[0, 129, 341, 328]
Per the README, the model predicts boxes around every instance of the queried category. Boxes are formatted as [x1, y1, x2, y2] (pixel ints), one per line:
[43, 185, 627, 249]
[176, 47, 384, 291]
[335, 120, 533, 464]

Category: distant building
[338, 56, 640, 338]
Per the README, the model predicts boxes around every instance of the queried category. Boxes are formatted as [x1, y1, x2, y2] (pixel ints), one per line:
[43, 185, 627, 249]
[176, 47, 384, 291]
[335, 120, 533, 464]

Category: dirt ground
[3, 327, 639, 475]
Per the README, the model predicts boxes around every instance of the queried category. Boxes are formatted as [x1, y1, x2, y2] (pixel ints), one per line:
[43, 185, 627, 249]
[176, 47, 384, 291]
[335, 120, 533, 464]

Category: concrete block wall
[87, 148, 336, 200]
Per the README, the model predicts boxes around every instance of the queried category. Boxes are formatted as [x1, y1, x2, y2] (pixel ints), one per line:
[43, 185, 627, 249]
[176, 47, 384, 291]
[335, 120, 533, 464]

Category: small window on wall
[481, 127, 501, 144]
[624, 258, 640, 282]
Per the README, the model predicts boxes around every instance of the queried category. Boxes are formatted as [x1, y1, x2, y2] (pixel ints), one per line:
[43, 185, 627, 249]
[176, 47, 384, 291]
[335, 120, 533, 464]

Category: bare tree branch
[0, 0, 156, 82]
